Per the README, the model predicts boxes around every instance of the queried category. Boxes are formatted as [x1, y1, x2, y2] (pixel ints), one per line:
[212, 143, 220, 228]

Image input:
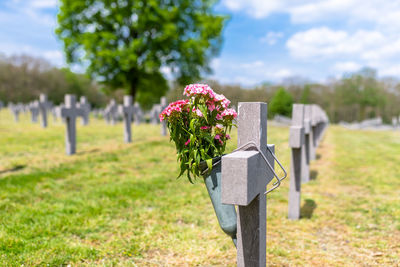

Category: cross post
[160, 97, 168, 136]
[288, 104, 305, 220]
[302, 105, 312, 183]
[222, 102, 275, 267]
[79, 96, 91, 125]
[60, 94, 84, 155]
[118, 96, 135, 143]
[133, 103, 143, 125]
[39, 94, 51, 128]
[29, 101, 39, 123]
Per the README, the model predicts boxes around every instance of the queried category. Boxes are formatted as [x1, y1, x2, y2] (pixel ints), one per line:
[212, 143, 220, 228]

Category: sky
[1, 0, 400, 86]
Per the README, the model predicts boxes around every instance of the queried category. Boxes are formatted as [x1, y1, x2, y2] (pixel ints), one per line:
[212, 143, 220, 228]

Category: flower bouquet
[160, 84, 238, 245]
[160, 83, 237, 182]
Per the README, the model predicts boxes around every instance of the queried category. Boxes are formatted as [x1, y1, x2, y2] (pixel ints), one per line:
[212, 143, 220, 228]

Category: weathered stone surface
[60, 94, 84, 155]
[118, 96, 135, 143]
[39, 94, 50, 128]
[222, 102, 275, 267]
[79, 96, 91, 125]
[288, 104, 305, 220]
[160, 97, 168, 136]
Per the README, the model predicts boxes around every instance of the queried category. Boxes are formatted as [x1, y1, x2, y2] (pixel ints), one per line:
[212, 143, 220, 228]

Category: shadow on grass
[316, 154, 321, 160]
[0, 165, 26, 175]
[300, 199, 317, 219]
[310, 170, 318, 181]
[76, 148, 100, 155]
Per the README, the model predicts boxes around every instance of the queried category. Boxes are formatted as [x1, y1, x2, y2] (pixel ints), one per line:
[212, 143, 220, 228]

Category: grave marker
[302, 105, 312, 183]
[9, 103, 21, 122]
[29, 101, 40, 123]
[288, 104, 305, 220]
[118, 96, 135, 143]
[160, 97, 168, 136]
[39, 94, 51, 128]
[222, 102, 279, 267]
[60, 95, 84, 155]
[79, 96, 91, 125]
[133, 103, 143, 125]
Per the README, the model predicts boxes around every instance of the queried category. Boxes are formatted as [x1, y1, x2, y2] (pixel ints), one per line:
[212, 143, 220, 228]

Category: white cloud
[260, 31, 283, 45]
[286, 27, 388, 60]
[221, 0, 286, 19]
[333, 62, 361, 72]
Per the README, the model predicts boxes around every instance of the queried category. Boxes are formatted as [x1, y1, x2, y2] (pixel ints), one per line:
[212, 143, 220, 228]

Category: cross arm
[222, 149, 274, 206]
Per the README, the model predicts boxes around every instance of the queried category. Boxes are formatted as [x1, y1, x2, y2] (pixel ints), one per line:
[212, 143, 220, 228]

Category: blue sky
[1, 0, 400, 86]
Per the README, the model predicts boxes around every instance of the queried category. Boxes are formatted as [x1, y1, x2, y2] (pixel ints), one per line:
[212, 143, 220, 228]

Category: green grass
[0, 110, 399, 266]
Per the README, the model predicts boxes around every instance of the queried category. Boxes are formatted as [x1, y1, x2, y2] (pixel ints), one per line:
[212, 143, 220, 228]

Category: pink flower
[216, 114, 223, 120]
[214, 134, 223, 145]
[185, 139, 190, 146]
[160, 99, 189, 121]
[192, 107, 203, 117]
[183, 84, 216, 99]
[221, 108, 237, 119]
[214, 93, 231, 108]
[196, 109, 203, 117]
[200, 126, 210, 130]
[226, 134, 231, 140]
[207, 101, 216, 112]
[215, 124, 223, 130]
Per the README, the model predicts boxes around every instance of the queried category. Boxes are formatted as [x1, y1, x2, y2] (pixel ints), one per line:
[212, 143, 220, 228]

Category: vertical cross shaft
[288, 104, 305, 220]
[236, 102, 267, 267]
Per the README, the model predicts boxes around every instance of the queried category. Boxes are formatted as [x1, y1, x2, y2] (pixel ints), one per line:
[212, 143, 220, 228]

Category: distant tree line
[168, 67, 400, 123]
[1, 54, 399, 123]
[0, 54, 108, 107]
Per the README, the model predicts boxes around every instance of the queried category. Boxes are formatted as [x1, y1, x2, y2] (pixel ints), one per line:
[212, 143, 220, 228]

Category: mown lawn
[0, 110, 399, 266]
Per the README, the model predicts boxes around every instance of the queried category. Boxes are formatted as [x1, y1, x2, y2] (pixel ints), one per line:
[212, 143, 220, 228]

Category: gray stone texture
[118, 95, 135, 143]
[288, 104, 305, 220]
[60, 94, 84, 155]
[222, 102, 275, 267]
[79, 96, 91, 125]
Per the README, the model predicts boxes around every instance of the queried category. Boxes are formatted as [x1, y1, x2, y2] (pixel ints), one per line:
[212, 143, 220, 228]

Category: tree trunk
[129, 72, 139, 103]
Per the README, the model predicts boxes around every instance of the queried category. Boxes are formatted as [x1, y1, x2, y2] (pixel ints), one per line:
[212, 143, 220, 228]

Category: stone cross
[39, 94, 51, 128]
[118, 96, 135, 143]
[133, 103, 143, 125]
[222, 102, 276, 267]
[160, 97, 168, 136]
[150, 104, 160, 125]
[288, 104, 306, 220]
[302, 105, 312, 183]
[60, 95, 84, 155]
[9, 103, 21, 122]
[79, 96, 91, 125]
[309, 105, 318, 160]
[29, 101, 40, 123]
[106, 99, 118, 125]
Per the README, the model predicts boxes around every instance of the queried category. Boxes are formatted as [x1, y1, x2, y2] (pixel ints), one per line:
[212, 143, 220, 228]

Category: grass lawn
[0, 110, 399, 266]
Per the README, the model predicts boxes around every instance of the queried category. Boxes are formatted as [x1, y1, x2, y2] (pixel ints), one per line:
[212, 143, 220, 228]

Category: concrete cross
[39, 94, 51, 128]
[160, 97, 168, 136]
[79, 96, 91, 125]
[309, 105, 318, 160]
[302, 105, 312, 183]
[222, 102, 275, 267]
[150, 104, 160, 125]
[9, 103, 21, 122]
[60, 95, 84, 155]
[288, 104, 306, 220]
[133, 102, 143, 125]
[29, 101, 40, 123]
[118, 96, 135, 143]
[106, 99, 118, 125]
